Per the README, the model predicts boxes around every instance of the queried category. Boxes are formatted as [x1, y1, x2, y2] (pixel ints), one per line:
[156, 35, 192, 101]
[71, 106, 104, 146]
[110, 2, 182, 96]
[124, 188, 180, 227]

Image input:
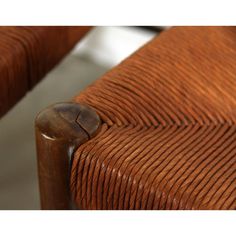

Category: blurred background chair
[0, 26, 91, 117]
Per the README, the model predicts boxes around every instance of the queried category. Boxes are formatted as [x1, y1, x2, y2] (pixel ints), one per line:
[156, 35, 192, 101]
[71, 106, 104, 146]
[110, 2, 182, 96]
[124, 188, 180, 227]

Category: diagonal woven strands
[71, 27, 236, 210]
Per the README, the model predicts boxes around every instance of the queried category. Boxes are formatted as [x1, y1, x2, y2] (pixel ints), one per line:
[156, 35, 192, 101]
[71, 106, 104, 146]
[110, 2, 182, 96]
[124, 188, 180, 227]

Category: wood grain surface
[71, 27, 236, 210]
[35, 103, 100, 209]
[0, 26, 91, 117]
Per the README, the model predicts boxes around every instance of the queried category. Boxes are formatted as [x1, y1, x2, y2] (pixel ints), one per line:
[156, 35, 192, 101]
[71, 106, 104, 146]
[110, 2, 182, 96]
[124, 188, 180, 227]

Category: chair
[0, 26, 91, 117]
[35, 26, 236, 210]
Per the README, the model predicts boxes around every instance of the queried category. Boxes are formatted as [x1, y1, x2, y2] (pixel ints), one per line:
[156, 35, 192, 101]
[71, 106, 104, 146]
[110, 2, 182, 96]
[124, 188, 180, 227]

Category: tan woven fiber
[71, 27, 236, 210]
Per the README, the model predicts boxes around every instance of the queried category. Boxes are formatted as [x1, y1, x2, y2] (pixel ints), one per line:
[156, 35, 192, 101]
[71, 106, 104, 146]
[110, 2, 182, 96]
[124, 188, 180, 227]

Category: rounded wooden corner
[35, 102, 101, 209]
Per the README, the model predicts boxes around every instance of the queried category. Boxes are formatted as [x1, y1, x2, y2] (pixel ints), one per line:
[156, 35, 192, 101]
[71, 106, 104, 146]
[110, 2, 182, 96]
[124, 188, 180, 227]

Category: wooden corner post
[35, 102, 101, 210]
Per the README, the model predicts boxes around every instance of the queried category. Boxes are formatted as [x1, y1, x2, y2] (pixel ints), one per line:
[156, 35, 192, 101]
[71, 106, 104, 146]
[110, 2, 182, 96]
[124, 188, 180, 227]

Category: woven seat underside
[71, 27, 236, 210]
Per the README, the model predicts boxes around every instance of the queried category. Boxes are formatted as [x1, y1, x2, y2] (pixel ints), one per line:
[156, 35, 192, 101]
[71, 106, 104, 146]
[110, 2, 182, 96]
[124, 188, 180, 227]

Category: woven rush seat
[0, 26, 90, 117]
[70, 27, 236, 210]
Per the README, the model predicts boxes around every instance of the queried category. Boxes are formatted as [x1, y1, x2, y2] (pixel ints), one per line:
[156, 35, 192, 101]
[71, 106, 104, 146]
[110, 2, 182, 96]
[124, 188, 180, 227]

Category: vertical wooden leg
[35, 102, 100, 210]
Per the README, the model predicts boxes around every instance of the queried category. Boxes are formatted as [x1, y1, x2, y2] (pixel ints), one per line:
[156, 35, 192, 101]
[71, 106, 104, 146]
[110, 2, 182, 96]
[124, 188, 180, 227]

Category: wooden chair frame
[35, 102, 101, 210]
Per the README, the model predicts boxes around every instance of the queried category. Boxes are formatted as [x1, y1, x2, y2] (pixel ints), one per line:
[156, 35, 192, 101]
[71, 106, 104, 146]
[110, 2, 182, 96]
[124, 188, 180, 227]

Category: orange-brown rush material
[71, 27, 236, 210]
[0, 26, 91, 117]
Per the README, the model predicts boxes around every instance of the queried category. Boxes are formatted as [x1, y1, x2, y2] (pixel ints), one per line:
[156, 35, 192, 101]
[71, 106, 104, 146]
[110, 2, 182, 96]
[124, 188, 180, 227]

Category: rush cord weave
[0, 26, 91, 117]
[70, 27, 236, 210]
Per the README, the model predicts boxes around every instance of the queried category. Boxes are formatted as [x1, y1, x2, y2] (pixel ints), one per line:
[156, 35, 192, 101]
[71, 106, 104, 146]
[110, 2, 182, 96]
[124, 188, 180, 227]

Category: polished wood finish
[35, 102, 100, 209]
